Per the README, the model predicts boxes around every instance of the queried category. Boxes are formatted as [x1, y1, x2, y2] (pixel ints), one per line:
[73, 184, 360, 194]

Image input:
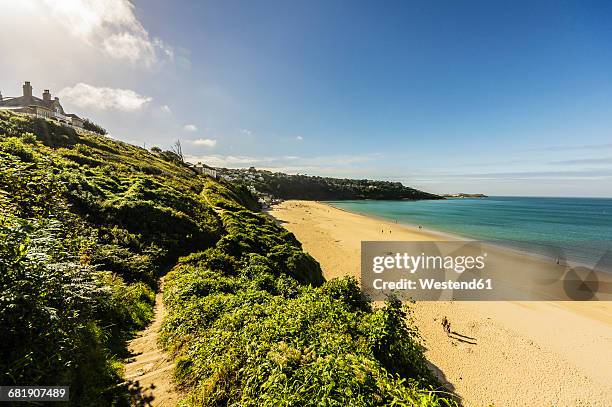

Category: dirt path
[124, 282, 181, 406]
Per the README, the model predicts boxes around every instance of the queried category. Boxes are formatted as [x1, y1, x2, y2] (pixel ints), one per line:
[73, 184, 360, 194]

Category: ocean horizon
[327, 196, 612, 272]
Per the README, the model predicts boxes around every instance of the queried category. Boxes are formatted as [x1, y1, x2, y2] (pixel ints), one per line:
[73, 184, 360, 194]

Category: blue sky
[1, 0, 611, 196]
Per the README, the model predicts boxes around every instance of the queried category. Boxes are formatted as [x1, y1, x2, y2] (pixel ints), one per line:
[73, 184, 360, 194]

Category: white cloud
[189, 139, 217, 147]
[183, 124, 198, 132]
[57, 82, 152, 111]
[103, 33, 153, 64]
[184, 153, 381, 172]
[160, 105, 172, 114]
[296, 136, 304, 141]
[37, 0, 173, 67]
[240, 129, 253, 136]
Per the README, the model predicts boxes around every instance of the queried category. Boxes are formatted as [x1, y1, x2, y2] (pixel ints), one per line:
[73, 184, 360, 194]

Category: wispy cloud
[183, 124, 198, 132]
[160, 105, 172, 114]
[548, 157, 612, 165]
[531, 143, 612, 152]
[430, 169, 612, 180]
[188, 138, 217, 147]
[184, 153, 383, 173]
[296, 136, 304, 141]
[58, 83, 152, 111]
[185, 154, 296, 167]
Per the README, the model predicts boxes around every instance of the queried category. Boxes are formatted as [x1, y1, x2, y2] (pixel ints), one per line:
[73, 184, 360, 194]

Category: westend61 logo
[361, 241, 612, 301]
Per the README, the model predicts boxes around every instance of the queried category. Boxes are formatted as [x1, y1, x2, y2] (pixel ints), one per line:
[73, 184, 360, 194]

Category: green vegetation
[82, 118, 108, 135]
[0, 111, 221, 405]
[158, 180, 455, 405]
[218, 167, 442, 200]
[0, 110, 455, 406]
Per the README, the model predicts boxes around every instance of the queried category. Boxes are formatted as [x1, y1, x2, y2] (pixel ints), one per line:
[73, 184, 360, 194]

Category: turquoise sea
[327, 197, 612, 271]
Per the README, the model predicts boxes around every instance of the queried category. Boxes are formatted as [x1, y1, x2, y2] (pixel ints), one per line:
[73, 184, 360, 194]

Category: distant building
[193, 162, 218, 179]
[0, 81, 84, 128]
[66, 114, 84, 128]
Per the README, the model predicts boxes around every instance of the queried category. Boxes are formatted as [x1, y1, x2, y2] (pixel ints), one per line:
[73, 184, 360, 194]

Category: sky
[1, 0, 611, 197]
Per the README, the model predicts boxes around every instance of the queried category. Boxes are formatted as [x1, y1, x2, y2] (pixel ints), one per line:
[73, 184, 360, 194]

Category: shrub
[83, 118, 107, 135]
[0, 137, 36, 162]
[161, 260, 452, 406]
[19, 131, 37, 144]
[0, 218, 121, 404]
[91, 244, 156, 285]
[94, 271, 155, 352]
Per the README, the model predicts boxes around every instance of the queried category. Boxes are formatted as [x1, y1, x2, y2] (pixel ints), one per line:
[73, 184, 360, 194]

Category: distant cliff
[217, 167, 442, 200]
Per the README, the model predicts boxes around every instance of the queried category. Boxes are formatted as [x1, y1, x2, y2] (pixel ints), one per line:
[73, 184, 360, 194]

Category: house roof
[0, 95, 58, 111]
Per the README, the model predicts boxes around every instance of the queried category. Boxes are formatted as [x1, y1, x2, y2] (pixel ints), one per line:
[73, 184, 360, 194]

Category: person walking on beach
[442, 317, 451, 335]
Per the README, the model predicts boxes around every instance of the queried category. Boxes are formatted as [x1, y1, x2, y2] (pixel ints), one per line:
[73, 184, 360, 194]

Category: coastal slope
[0, 111, 455, 406]
[270, 200, 612, 407]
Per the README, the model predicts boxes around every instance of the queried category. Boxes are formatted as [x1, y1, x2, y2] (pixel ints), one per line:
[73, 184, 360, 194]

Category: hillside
[0, 111, 455, 406]
[217, 167, 442, 200]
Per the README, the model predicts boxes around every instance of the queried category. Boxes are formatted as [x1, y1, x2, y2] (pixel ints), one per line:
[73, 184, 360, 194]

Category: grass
[0, 110, 456, 406]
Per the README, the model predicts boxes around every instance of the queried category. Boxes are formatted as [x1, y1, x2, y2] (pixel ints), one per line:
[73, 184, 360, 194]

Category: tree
[82, 119, 107, 135]
[171, 140, 184, 162]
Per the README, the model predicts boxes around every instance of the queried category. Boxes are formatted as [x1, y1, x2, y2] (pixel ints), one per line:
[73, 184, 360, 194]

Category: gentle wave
[327, 196, 612, 271]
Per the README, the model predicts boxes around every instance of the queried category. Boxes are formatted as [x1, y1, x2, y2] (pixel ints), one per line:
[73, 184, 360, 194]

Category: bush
[0, 218, 122, 404]
[91, 244, 156, 285]
[83, 118, 107, 135]
[161, 256, 451, 406]
[0, 137, 36, 162]
[94, 271, 155, 352]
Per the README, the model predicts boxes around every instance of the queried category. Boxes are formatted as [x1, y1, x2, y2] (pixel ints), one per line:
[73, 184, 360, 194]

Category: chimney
[23, 81, 32, 98]
[43, 89, 51, 102]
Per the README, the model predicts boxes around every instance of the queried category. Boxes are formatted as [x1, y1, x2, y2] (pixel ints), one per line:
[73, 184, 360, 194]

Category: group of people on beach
[380, 222, 423, 234]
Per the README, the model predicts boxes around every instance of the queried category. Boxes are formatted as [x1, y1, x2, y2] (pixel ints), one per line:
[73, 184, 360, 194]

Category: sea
[327, 196, 612, 272]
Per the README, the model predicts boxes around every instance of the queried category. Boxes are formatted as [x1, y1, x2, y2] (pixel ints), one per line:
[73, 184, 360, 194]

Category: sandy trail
[270, 200, 612, 407]
[124, 282, 181, 406]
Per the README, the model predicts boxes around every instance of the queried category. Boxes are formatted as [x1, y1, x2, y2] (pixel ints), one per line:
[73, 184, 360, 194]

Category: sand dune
[269, 200, 612, 407]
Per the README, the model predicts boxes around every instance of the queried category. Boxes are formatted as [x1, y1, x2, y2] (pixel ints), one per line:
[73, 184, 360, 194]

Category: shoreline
[269, 199, 612, 407]
[324, 200, 612, 275]
[325, 200, 466, 242]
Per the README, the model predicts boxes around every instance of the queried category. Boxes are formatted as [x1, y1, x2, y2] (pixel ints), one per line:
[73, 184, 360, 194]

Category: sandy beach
[269, 200, 612, 407]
